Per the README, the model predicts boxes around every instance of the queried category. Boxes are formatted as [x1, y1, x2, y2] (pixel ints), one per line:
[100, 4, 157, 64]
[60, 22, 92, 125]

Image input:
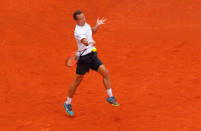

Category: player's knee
[98, 65, 109, 78]
[74, 75, 83, 86]
[103, 68, 109, 77]
[74, 80, 81, 87]
[75, 78, 82, 85]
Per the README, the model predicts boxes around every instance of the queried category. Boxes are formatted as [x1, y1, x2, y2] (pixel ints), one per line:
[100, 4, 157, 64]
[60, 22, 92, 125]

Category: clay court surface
[1, 0, 201, 130]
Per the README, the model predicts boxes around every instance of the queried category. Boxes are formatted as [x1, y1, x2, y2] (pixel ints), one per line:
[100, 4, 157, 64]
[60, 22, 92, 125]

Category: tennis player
[64, 10, 119, 116]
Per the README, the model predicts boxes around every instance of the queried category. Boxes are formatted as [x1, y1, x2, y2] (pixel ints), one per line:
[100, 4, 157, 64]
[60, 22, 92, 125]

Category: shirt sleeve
[74, 29, 86, 41]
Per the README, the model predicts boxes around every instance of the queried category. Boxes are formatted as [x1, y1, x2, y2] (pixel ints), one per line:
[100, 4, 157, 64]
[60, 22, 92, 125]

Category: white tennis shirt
[74, 22, 95, 56]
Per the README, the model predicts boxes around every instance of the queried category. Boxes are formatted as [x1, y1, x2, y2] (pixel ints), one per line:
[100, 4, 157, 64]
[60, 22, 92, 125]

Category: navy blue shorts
[76, 52, 103, 75]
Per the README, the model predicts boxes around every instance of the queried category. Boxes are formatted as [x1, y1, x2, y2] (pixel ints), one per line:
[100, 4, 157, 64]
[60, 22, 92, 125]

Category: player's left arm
[91, 17, 106, 34]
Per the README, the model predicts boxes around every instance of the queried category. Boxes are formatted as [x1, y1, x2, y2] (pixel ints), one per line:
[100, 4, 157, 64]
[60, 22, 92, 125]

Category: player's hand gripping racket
[65, 43, 95, 67]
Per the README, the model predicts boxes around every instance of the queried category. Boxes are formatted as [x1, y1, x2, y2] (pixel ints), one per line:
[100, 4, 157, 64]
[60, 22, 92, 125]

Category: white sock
[66, 97, 72, 105]
[106, 88, 113, 98]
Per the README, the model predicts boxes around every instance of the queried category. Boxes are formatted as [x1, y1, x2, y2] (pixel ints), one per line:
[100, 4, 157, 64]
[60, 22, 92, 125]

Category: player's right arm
[81, 38, 89, 46]
[75, 29, 89, 46]
[75, 29, 95, 46]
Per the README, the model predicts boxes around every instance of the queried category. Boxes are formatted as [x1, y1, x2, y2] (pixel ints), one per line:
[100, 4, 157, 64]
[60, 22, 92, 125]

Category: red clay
[1, 0, 201, 130]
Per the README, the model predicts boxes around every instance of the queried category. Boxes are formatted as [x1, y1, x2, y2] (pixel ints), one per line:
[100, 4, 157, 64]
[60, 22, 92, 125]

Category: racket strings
[66, 52, 77, 67]
[66, 43, 95, 67]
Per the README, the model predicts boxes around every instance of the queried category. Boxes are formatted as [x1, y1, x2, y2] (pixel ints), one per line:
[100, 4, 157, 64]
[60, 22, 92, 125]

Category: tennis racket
[65, 43, 95, 67]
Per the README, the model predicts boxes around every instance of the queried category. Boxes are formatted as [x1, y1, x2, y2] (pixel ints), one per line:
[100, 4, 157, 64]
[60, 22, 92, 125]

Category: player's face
[76, 13, 86, 26]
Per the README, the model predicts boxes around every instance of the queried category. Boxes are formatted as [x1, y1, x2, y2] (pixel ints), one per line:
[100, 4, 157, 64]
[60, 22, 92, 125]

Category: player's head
[73, 10, 86, 26]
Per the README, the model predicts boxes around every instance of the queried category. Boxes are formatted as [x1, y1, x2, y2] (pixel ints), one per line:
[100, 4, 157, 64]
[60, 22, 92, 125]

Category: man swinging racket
[64, 10, 119, 116]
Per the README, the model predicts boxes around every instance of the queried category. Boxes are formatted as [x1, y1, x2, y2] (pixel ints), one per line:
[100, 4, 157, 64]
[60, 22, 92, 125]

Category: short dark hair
[73, 10, 83, 20]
